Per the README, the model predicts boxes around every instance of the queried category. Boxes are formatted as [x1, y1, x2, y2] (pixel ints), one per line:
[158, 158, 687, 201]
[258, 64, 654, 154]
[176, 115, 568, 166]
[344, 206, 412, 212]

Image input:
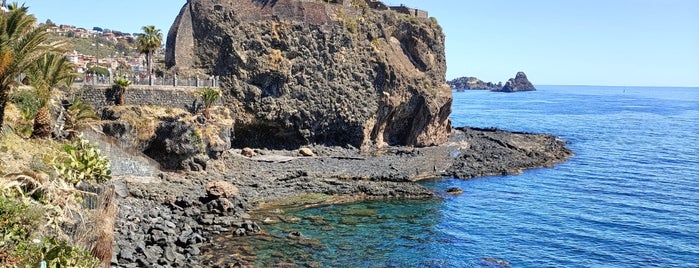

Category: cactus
[54, 138, 111, 185]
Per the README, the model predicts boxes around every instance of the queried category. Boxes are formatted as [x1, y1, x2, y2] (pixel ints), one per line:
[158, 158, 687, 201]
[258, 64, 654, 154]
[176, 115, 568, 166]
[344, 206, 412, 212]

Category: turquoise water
[253, 86, 699, 267]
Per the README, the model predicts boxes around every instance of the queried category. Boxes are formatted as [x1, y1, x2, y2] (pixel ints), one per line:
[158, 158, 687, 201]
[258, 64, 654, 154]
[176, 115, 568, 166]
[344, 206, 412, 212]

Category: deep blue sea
[251, 86, 699, 267]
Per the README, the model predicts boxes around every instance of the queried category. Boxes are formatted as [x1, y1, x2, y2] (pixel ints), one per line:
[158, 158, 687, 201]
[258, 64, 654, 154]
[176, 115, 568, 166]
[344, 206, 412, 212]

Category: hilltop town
[40, 21, 161, 80]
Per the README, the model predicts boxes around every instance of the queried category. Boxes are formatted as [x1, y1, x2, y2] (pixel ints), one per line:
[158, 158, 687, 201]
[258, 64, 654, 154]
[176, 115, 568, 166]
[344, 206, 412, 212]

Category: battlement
[388, 4, 428, 18]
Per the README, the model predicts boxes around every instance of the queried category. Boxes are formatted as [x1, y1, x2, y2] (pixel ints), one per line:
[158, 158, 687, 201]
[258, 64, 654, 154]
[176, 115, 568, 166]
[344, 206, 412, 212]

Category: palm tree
[64, 97, 98, 139]
[27, 53, 77, 138]
[137, 25, 162, 86]
[0, 3, 52, 132]
[200, 87, 220, 119]
[113, 77, 131, 105]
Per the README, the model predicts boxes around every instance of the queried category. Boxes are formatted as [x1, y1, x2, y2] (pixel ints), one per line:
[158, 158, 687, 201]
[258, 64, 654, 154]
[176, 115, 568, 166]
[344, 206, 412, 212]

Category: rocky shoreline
[110, 127, 572, 267]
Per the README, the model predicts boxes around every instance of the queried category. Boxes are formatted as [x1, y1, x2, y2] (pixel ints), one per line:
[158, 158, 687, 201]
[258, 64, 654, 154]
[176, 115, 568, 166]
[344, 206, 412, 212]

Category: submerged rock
[446, 187, 464, 195]
[481, 257, 511, 267]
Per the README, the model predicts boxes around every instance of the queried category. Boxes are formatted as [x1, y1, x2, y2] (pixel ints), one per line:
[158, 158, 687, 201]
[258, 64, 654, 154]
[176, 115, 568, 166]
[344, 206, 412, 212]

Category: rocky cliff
[166, 0, 452, 149]
[496, 72, 536, 92]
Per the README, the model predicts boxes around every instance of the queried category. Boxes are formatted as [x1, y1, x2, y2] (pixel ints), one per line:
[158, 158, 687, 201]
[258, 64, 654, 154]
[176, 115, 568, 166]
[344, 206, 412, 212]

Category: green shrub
[86, 66, 109, 77]
[200, 87, 221, 118]
[0, 197, 43, 250]
[17, 237, 100, 268]
[54, 138, 111, 185]
[351, 0, 368, 8]
[10, 88, 42, 120]
[0, 197, 99, 267]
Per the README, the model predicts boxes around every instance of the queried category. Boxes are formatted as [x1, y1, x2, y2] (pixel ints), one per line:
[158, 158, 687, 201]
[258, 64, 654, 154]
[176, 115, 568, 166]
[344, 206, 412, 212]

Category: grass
[0, 126, 65, 176]
[0, 102, 112, 266]
[0, 131, 103, 266]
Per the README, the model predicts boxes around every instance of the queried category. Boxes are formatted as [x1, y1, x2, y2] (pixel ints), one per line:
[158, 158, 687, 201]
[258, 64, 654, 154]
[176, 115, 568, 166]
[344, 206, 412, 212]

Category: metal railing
[73, 74, 220, 88]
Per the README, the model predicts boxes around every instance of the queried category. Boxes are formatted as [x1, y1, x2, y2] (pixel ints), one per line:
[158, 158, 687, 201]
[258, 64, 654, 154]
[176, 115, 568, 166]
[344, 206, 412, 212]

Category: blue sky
[22, 0, 699, 87]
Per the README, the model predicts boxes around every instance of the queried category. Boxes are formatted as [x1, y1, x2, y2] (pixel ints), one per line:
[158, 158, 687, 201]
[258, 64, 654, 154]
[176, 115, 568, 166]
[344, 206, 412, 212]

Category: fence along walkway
[72, 73, 220, 88]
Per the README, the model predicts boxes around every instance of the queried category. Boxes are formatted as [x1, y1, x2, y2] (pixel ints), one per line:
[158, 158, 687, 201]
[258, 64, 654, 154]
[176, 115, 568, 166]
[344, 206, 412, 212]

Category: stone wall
[73, 85, 217, 111]
[389, 6, 428, 18]
[203, 0, 331, 25]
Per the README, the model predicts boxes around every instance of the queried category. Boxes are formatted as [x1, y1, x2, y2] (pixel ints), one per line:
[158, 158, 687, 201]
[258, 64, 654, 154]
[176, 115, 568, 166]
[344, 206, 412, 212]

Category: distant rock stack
[447, 76, 500, 91]
[496, 72, 536, 92]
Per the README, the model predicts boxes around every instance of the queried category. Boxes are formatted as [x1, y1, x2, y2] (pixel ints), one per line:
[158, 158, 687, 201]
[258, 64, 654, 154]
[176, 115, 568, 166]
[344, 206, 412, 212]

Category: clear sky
[21, 0, 699, 87]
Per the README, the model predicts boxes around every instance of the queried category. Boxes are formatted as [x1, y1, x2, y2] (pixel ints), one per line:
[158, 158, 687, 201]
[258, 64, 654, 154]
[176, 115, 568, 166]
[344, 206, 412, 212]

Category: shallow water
[238, 86, 699, 267]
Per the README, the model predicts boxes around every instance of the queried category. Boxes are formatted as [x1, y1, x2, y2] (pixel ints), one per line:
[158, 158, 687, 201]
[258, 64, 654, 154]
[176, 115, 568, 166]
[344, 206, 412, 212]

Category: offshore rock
[447, 76, 501, 91]
[166, 0, 452, 149]
[496, 72, 536, 92]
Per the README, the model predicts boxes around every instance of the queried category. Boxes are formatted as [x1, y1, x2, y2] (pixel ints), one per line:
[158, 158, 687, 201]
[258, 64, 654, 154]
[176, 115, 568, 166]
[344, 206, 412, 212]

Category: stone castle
[166, 0, 428, 71]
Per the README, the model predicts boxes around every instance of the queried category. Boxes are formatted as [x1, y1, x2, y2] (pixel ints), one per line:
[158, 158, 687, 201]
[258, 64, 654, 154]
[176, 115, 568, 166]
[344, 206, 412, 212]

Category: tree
[200, 87, 220, 119]
[87, 65, 109, 77]
[137, 25, 162, 86]
[27, 53, 77, 138]
[0, 3, 54, 132]
[113, 77, 131, 105]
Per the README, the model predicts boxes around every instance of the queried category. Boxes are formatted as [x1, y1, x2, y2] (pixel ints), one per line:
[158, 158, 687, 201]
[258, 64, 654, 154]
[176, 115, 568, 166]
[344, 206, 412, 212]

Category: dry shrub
[90, 185, 116, 268]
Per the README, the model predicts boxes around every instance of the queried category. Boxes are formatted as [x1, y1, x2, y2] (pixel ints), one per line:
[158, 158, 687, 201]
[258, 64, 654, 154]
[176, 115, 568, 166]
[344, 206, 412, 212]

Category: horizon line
[534, 84, 699, 88]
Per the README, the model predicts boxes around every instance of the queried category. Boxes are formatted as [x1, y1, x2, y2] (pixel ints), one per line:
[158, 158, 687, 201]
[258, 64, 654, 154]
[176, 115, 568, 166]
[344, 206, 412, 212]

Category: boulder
[299, 148, 315, 157]
[205, 180, 239, 198]
[241, 147, 256, 157]
[495, 72, 536, 92]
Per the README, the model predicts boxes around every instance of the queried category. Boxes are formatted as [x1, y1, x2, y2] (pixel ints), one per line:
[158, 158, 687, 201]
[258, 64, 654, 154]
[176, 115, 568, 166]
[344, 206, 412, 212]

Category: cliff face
[166, 0, 451, 149]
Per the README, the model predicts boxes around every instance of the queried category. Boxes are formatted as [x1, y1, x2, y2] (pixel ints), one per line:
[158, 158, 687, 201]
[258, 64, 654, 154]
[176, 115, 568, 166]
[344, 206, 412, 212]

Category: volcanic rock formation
[166, 0, 452, 149]
[496, 72, 536, 92]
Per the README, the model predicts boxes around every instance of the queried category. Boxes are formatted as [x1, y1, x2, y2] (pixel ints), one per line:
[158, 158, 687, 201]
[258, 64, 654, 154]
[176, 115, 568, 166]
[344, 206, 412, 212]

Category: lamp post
[91, 36, 105, 64]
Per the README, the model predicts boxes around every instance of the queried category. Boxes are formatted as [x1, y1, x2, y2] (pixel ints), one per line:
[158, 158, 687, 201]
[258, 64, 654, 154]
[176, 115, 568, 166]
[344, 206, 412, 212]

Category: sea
[246, 86, 699, 267]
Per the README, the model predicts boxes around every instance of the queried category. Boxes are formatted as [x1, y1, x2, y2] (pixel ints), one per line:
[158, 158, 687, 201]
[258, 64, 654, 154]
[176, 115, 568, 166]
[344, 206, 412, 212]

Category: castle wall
[166, 0, 428, 71]
[389, 6, 428, 18]
[210, 0, 331, 25]
[165, 3, 195, 69]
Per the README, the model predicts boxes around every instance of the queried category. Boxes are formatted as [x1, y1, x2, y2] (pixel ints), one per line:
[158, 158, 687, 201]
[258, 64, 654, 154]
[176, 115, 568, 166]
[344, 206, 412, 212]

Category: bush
[54, 138, 111, 185]
[87, 66, 109, 77]
[17, 237, 100, 268]
[0, 197, 43, 251]
[200, 87, 221, 119]
[10, 88, 41, 120]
